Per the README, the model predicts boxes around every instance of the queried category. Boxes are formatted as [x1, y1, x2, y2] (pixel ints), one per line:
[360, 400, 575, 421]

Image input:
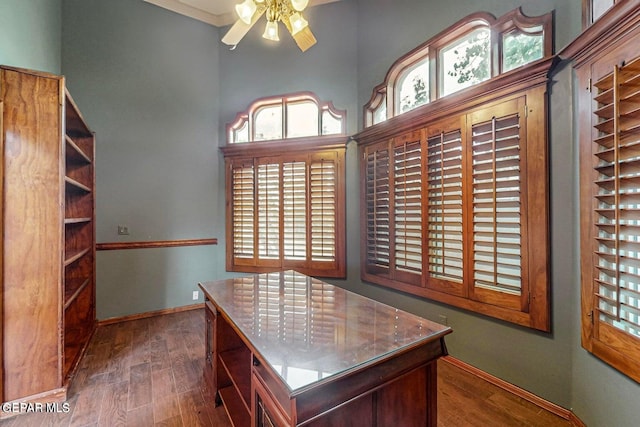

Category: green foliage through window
[398, 60, 430, 114]
[503, 32, 544, 72]
[441, 29, 491, 96]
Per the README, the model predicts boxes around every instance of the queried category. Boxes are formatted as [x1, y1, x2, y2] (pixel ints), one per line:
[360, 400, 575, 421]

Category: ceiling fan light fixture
[289, 12, 308, 35]
[225, 0, 316, 51]
[235, 0, 257, 24]
[290, 0, 309, 12]
[263, 20, 280, 41]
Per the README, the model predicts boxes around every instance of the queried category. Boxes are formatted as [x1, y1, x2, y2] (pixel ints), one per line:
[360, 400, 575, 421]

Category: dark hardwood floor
[0, 309, 572, 427]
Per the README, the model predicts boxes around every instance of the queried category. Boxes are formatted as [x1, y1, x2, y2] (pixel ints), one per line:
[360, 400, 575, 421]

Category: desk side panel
[294, 339, 445, 424]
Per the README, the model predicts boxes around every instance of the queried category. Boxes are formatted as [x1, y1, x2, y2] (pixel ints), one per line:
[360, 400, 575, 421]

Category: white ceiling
[144, 0, 341, 27]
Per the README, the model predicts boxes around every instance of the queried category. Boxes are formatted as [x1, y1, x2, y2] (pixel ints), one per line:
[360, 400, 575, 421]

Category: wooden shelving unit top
[65, 88, 92, 137]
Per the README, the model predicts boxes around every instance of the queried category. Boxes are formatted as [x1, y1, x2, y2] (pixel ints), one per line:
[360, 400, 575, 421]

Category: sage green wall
[61, 0, 224, 319]
[0, 0, 61, 73]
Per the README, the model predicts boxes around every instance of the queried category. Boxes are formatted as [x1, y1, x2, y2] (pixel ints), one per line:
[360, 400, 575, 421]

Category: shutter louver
[283, 161, 307, 260]
[283, 270, 309, 346]
[232, 163, 255, 260]
[233, 276, 257, 331]
[471, 113, 523, 296]
[593, 58, 640, 339]
[394, 135, 423, 276]
[310, 157, 337, 262]
[310, 276, 336, 346]
[258, 163, 281, 259]
[427, 129, 464, 283]
[365, 145, 391, 270]
[257, 272, 283, 340]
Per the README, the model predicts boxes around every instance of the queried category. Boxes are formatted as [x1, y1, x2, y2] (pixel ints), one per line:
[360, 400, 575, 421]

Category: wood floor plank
[165, 328, 187, 355]
[149, 339, 171, 372]
[97, 381, 128, 427]
[176, 389, 214, 427]
[151, 368, 176, 402]
[125, 404, 153, 427]
[154, 415, 182, 427]
[128, 363, 152, 410]
[170, 352, 200, 394]
[152, 395, 180, 424]
[68, 379, 106, 427]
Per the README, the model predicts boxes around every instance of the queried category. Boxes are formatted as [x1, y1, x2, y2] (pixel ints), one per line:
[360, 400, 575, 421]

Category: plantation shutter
[283, 161, 307, 261]
[310, 153, 338, 263]
[231, 162, 255, 263]
[393, 131, 423, 285]
[364, 142, 391, 275]
[591, 57, 640, 346]
[469, 99, 526, 311]
[227, 150, 345, 277]
[257, 162, 281, 263]
[426, 120, 465, 296]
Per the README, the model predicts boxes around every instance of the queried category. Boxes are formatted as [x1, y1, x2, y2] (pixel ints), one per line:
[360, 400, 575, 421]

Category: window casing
[223, 93, 347, 278]
[356, 8, 554, 331]
[363, 8, 552, 128]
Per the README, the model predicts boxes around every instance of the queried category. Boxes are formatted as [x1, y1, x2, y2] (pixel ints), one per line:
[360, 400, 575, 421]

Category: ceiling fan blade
[292, 26, 317, 52]
[283, 18, 317, 52]
[221, 9, 265, 47]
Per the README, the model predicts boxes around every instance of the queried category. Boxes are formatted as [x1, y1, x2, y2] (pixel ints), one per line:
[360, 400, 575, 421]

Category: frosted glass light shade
[291, 0, 309, 12]
[263, 21, 280, 41]
[236, 0, 257, 24]
[289, 12, 308, 35]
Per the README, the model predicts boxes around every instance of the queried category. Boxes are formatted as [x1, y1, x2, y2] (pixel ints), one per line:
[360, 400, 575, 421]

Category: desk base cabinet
[201, 276, 449, 427]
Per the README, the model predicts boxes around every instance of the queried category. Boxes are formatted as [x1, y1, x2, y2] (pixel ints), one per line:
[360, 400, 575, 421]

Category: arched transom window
[228, 92, 345, 144]
[364, 8, 552, 127]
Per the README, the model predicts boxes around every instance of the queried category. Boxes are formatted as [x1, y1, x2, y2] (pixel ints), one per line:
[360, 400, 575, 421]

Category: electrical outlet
[117, 225, 129, 235]
[192, 290, 199, 301]
[438, 314, 448, 326]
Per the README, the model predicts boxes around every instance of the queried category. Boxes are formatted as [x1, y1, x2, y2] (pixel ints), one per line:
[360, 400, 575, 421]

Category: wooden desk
[199, 271, 451, 427]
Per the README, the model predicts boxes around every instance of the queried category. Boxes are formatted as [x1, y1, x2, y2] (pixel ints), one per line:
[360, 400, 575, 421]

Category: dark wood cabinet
[1, 66, 96, 406]
[200, 270, 450, 427]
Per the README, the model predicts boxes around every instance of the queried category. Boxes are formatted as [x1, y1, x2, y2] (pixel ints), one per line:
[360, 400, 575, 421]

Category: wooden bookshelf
[0, 65, 96, 405]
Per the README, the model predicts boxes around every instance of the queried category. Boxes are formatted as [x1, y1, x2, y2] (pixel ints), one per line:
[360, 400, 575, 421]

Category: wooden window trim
[363, 7, 552, 128]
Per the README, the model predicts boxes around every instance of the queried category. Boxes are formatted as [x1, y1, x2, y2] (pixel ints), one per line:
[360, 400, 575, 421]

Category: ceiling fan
[222, 0, 317, 52]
